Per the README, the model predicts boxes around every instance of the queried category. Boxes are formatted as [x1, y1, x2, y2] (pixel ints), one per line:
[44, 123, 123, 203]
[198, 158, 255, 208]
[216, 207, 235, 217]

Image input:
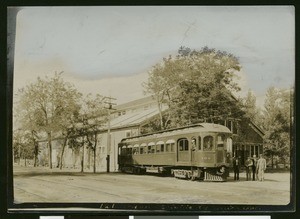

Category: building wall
[96, 126, 140, 172]
[37, 126, 140, 172]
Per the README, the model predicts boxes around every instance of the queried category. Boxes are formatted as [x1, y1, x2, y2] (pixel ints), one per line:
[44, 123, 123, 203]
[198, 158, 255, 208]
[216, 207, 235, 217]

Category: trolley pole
[104, 97, 116, 173]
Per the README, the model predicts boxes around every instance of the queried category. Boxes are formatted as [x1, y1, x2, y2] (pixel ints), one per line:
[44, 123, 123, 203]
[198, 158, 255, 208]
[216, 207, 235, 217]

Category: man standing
[233, 156, 240, 181]
[257, 154, 267, 181]
[252, 155, 257, 181]
[245, 157, 253, 181]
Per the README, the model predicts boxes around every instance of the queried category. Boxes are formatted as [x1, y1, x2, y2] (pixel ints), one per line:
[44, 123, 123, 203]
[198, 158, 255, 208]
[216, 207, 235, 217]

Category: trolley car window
[121, 146, 127, 155]
[128, 148, 132, 154]
[166, 140, 175, 152]
[127, 145, 133, 155]
[166, 143, 171, 152]
[166, 143, 175, 152]
[191, 137, 197, 151]
[133, 144, 139, 154]
[140, 147, 144, 154]
[140, 143, 146, 154]
[148, 142, 155, 154]
[157, 144, 164, 153]
[217, 134, 225, 150]
[156, 141, 164, 153]
[198, 136, 202, 150]
[178, 138, 189, 151]
[226, 137, 233, 152]
[203, 136, 214, 151]
[171, 143, 175, 152]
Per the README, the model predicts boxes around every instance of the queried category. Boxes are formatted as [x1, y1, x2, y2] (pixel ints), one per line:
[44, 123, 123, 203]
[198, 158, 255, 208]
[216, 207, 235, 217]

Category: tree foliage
[262, 87, 293, 166]
[79, 94, 108, 173]
[144, 46, 244, 130]
[15, 72, 82, 168]
[242, 89, 263, 126]
[13, 129, 36, 166]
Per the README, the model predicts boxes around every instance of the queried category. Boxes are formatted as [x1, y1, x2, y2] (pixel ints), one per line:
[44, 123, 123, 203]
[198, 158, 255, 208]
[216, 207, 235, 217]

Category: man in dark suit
[252, 155, 257, 181]
[233, 156, 240, 180]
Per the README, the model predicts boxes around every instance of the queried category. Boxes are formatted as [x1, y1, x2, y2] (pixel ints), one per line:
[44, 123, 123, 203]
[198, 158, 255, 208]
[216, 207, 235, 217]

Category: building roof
[115, 96, 155, 111]
[249, 122, 265, 137]
[109, 106, 163, 130]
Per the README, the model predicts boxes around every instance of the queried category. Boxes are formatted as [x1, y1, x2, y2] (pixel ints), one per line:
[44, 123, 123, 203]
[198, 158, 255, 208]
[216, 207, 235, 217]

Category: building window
[132, 130, 137, 137]
[125, 131, 131, 138]
[226, 120, 238, 134]
[144, 105, 149, 110]
[232, 121, 238, 134]
[255, 145, 259, 157]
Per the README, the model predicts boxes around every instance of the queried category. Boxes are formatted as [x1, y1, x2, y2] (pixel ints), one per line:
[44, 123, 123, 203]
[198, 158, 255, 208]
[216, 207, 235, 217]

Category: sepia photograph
[9, 6, 294, 210]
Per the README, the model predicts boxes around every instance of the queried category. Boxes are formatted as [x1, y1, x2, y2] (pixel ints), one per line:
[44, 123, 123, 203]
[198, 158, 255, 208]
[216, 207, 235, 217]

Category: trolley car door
[216, 134, 226, 163]
[177, 138, 190, 163]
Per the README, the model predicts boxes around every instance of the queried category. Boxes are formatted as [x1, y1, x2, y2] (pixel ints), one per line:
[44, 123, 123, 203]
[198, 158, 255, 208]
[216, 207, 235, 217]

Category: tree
[68, 131, 84, 169]
[15, 73, 82, 169]
[79, 94, 108, 173]
[262, 87, 293, 168]
[242, 89, 263, 126]
[13, 129, 35, 166]
[144, 46, 243, 130]
[58, 111, 82, 170]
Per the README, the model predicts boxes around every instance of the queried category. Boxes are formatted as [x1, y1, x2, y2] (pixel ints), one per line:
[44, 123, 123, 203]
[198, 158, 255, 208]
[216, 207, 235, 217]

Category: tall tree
[58, 110, 82, 170]
[144, 46, 243, 130]
[79, 94, 108, 173]
[15, 73, 82, 169]
[262, 87, 293, 168]
[13, 129, 35, 166]
[242, 89, 263, 126]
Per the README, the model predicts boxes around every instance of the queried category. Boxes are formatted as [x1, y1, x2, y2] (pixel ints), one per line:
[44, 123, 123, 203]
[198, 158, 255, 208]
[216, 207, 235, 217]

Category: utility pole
[104, 96, 116, 173]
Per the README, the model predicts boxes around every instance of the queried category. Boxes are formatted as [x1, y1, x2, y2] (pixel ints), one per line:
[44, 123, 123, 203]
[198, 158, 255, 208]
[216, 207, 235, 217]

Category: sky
[13, 6, 295, 106]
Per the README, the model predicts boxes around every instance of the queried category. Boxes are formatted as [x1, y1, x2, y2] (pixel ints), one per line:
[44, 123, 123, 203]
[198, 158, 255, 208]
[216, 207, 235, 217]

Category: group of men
[232, 154, 267, 181]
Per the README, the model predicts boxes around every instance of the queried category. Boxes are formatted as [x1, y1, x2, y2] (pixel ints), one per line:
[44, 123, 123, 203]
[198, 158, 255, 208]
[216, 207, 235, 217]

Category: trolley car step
[204, 172, 225, 182]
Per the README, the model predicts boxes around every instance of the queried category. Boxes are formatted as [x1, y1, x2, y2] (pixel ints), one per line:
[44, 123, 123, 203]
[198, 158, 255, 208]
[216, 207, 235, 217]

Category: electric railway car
[118, 123, 233, 181]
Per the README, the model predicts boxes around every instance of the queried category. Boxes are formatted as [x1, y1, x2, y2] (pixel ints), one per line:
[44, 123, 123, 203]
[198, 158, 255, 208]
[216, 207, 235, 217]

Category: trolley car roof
[121, 123, 231, 143]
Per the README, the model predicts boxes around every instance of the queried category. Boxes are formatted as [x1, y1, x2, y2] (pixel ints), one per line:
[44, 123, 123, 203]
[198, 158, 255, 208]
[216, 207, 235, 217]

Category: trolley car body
[118, 123, 232, 181]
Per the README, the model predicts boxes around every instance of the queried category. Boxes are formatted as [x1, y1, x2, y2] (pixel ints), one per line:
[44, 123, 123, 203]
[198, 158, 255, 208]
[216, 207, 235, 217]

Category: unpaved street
[13, 166, 291, 205]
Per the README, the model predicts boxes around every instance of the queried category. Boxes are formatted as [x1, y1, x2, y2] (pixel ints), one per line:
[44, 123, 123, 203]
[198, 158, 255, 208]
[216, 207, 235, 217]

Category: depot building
[37, 96, 264, 171]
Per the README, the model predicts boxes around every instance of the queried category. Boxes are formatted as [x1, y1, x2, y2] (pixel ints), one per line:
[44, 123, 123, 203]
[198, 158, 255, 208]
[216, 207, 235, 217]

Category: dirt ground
[13, 165, 291, 205]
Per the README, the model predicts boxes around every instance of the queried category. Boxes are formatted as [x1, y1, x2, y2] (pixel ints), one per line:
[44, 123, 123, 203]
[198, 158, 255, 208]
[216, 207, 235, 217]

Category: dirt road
[13, 166, 291, 205]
